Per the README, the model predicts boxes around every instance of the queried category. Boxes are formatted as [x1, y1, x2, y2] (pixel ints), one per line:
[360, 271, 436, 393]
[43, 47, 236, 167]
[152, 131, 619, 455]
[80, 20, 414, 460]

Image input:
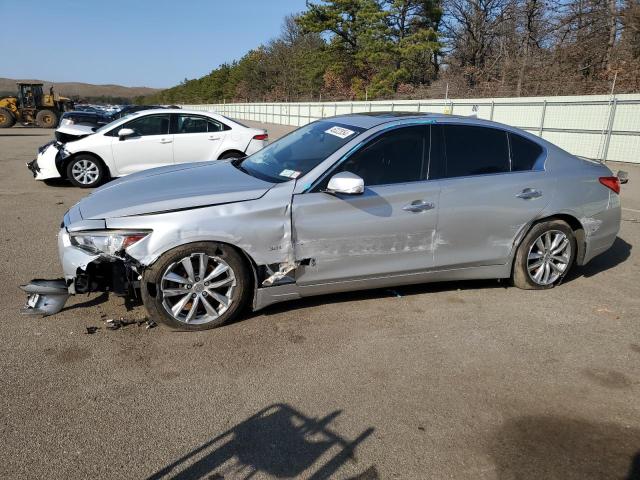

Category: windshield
[238, 120, 365, 182]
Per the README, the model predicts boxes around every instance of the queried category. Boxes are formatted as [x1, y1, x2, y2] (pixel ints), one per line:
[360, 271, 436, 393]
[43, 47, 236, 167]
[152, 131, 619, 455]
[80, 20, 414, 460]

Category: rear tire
[218, 150, 246, 160]
[0, 108, 15, 128]
[36, 109, 58, 128]
[141, 242, 251, 331]
[66, 154, 106, 188]
[512, 220, 576, 290]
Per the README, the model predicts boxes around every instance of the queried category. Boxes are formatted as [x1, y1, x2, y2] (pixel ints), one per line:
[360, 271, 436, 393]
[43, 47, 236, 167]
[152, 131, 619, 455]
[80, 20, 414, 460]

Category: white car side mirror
[326, 171, 365, 195]
[118, 128, 135, 140]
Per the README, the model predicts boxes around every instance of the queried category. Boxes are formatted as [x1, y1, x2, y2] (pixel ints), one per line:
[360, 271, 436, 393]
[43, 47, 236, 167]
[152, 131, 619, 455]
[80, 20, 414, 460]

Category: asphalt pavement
[0, 124, 639, 480]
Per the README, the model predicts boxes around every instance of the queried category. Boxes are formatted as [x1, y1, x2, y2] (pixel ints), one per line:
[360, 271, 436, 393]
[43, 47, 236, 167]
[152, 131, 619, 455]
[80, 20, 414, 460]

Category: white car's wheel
[66, 155, 106, 188]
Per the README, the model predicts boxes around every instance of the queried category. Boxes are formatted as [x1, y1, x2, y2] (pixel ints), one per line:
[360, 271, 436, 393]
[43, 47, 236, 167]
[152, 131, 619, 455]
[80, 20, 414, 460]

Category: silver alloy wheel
[527, 229, 572, 286]
[160, 253, 236, 325]
[71, 159, 100, 185]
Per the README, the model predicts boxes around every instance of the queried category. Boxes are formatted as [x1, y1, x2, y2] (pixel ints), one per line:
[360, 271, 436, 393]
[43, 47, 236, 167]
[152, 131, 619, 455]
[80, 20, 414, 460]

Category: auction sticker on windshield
[279, 169, 301, 179]
[325, 126, 355, 139]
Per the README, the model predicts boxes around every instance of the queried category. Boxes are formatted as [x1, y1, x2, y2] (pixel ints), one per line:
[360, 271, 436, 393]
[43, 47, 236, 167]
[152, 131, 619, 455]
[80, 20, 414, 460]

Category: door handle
[159, 139, 173, 144]
[516, 188, 542, 200]
[403, 200, 435, 213]
[208, 136, 221, 141]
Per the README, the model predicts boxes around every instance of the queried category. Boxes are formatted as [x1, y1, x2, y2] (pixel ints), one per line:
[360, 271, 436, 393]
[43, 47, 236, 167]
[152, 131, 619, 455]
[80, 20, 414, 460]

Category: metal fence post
[490, 101, 495, 121]
[602, 97, 618, 162]
[538, 100, 547, 136]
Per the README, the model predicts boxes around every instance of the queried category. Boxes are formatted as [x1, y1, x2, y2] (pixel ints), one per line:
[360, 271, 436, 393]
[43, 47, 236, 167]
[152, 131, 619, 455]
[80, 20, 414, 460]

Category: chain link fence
[183, 94, 640, 164]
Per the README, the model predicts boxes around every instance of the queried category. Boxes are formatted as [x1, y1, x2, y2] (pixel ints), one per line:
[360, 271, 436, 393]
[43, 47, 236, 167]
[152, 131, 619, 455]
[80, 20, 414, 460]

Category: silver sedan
[22, 113, 623, 330]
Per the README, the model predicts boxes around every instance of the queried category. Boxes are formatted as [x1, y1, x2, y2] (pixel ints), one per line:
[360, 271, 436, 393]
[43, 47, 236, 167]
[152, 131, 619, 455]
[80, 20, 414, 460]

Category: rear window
[439, 125, 510, 178]
[510, 133, 544, 171]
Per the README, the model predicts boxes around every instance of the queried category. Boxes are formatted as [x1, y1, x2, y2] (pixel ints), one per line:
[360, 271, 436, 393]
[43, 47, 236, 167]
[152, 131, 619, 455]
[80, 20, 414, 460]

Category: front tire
[141, 242, 251, 331]
[36, 109, 58, 128]
[512, 220, 576, 289]
[0, 107, 16, 128]
[66, 155, 106, 188]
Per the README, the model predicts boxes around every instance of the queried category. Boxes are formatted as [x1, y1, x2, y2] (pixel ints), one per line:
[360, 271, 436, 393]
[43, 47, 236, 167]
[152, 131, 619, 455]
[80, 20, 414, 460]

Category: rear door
[110, 113, 173, 175]
[432, 124, 554, 268]
[292, 125, 441, 290]
[172, 114, 229, 163]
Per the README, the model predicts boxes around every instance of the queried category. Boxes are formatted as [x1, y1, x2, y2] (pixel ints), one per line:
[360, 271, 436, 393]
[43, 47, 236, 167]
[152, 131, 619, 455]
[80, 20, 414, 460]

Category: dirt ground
[1, 124, 639, 480]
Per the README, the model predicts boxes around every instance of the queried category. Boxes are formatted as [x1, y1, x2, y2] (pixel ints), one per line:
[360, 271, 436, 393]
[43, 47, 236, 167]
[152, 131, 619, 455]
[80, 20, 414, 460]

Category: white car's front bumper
[27, 143, 62, 181]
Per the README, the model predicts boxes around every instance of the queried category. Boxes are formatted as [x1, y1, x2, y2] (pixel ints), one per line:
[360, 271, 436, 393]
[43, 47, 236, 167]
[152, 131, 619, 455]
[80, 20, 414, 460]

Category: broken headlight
[70, 230, 150, 256]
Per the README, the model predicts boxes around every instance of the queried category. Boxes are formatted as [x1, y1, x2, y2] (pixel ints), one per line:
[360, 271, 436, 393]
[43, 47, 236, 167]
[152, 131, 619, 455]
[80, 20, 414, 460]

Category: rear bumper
[245, 138, 267, 156]
[581, 192, 621, 264]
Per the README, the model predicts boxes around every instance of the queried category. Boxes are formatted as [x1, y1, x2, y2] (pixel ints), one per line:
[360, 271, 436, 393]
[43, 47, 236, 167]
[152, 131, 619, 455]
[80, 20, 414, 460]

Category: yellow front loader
[0, 82, 74, 128]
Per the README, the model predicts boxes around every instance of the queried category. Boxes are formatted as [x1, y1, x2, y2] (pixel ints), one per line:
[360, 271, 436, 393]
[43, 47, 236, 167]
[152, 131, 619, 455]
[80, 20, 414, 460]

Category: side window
[326, 126, 427, 187]
[176, 115, 208, 134]
[439, 125, 510, 178]
[207, 118, 225, 132]
[510, 133, 544, 171]
[124, 114, 170, 136]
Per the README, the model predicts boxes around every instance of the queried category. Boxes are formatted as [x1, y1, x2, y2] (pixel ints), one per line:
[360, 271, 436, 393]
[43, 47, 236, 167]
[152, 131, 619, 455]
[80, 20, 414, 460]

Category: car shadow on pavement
[145, 403, 377, 480]
[569, 236, 632, 280]
[62, 291, 110, 311]
[258, 278, 505, 319]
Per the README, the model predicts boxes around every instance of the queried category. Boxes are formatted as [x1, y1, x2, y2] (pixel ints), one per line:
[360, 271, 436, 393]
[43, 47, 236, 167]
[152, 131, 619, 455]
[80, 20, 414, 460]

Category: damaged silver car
[22, 113, 624, 330]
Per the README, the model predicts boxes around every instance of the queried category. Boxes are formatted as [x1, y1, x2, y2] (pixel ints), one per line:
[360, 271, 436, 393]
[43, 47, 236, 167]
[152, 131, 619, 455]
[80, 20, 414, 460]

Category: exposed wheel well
[217, 149, 246, 160]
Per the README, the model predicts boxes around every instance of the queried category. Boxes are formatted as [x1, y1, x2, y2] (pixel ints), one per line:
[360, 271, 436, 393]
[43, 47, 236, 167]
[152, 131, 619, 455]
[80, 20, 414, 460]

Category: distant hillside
[0, 77, 159, 100]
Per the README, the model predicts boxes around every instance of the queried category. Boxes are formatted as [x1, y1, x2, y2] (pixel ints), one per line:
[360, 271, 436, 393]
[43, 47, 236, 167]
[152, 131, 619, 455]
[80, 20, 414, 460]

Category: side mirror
[118, 128, 135, 140]
[617, 170, 629, 185]
[326, 171, 364, 195]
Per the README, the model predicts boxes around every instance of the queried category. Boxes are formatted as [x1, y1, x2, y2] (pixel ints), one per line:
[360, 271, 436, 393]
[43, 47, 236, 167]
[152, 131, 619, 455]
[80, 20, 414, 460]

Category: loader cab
[17, 83, 44, 110]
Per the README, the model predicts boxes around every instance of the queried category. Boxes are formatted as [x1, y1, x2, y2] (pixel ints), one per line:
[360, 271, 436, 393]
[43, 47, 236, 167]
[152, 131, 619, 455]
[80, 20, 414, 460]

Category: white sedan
[27, 109, 268, 187]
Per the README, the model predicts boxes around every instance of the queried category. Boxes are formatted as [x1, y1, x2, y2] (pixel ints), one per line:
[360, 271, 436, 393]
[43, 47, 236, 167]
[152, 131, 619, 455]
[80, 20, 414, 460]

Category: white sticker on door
[325, 126, 355, 139]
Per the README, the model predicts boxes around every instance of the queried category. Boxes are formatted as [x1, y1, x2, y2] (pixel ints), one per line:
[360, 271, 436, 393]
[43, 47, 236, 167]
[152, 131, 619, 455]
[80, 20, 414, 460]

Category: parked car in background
[28, 109, 268, 187]
[21, 113, 624, 331]
[109, 104, 175, 120]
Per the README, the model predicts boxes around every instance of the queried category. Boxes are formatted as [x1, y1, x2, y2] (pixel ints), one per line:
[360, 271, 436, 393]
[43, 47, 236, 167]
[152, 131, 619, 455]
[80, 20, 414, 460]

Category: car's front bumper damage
[21, 227, 144, 316]
[27, 142, 64, 181]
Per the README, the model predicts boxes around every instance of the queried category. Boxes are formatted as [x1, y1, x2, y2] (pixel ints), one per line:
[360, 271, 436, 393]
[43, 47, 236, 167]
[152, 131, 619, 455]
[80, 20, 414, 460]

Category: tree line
[138, 0, 640, 104]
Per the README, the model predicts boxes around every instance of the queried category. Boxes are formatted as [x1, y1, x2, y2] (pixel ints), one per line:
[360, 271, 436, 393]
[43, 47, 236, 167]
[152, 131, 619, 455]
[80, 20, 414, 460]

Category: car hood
[77, 161, 274, 219]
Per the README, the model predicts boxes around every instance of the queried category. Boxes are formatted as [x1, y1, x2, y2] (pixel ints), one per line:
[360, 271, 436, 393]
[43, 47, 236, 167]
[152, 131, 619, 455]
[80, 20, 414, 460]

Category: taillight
[253, 133, 268, 141]
[599, 176, 620, 194]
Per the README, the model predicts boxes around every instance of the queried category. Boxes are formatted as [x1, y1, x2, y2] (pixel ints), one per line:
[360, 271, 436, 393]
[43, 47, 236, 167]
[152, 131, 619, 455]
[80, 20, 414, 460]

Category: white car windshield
[237, 120, 365, 183]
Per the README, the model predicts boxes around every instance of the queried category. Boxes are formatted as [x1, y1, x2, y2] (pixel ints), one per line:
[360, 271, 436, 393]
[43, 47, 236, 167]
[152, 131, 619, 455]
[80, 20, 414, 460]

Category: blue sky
[1, 0, 308, 88]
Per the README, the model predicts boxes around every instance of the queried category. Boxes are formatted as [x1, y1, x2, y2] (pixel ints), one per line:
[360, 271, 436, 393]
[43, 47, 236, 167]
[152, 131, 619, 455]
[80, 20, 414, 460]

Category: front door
[110, 113, 173, 175]
[292, 125, 441, 289]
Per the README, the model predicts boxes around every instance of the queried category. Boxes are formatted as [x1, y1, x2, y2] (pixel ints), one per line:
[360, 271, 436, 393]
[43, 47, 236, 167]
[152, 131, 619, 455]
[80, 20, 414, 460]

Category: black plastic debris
[86, 326, 99, 334]
[105, 316, 156, 331]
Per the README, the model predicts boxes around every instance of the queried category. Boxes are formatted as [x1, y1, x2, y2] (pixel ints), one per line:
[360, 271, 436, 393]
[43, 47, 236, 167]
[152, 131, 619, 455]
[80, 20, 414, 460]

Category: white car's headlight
[70, 230, 150, 256]
[60, 118, 74, 126]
